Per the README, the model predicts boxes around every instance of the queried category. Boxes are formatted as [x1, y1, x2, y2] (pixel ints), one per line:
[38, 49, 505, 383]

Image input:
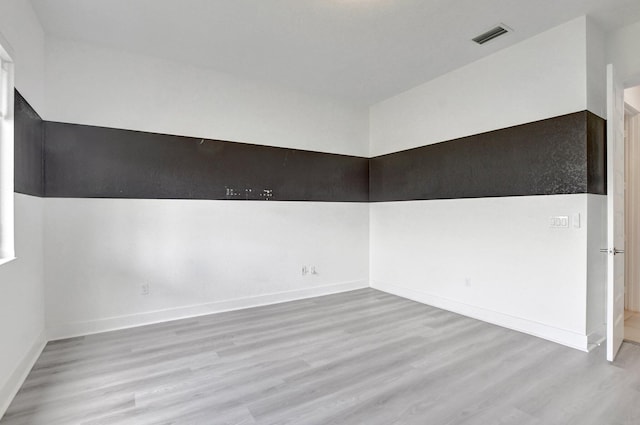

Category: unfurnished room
[1, 1, 640, 424]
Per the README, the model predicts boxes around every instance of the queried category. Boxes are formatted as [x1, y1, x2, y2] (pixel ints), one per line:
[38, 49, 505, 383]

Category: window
[0, 41, 15, 265]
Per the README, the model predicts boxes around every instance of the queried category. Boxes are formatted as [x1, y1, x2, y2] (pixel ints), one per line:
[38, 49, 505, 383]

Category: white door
[606, 64, 625, 362]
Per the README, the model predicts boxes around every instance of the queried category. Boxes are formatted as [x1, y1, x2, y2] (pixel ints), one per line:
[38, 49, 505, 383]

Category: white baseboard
[587, 330, 606, 351]
[372, 282, 589, 352]
[47, 280, 368, 341]
[0, 330, 47, 420]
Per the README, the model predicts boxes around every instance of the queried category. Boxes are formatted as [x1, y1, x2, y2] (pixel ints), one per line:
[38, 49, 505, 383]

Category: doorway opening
[623, 84, 640, 344]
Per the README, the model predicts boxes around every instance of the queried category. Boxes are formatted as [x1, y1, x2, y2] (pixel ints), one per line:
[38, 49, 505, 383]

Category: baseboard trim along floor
[371, 282, 590, 352]
[0, 330, 47, 420]
[46, 280, 368, 341]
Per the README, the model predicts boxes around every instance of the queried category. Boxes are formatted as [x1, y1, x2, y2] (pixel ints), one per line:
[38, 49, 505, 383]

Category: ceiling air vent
[472, 25, 510, 45]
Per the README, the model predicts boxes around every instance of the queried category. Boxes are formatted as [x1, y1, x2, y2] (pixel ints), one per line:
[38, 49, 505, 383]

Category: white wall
[607, 19, 640, 87]
[584, 17, 607, 345]
[626, 86, 640, 112]
[0, 1, 45, 113]
[0, 195, 45, 415]
[369, 17, 591, 156]
[625, 113, 640, 312]
[44, 38, 369, 157]
[44, 199, 369, 339]
[586, 18, 606, 119]
[42, 35, 372, 340]
[368, 18, 604, 351]
[370, 196, 591, 350]
[586, 194, 607, 344]
[0, 0, 46, 418]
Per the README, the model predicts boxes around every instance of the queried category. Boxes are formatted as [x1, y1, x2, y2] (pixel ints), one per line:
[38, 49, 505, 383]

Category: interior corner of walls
[0, 29, 15, 59]
[0, 329, 47, 420]
[371, 282, 590, 352]
[586, 17, 607, 120]
[586, 330, 606, 350]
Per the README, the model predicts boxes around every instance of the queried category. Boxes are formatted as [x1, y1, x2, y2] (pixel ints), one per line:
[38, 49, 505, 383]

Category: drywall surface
[586, 18, 606, 119]
[586, 194, 607, 343]
[626, 85, 640, 112]
[607, 19, 640, 87]
[0, 1, 46, 418]
[44, 38, 369, 157]
[41, 34, 372, 342]
[38, 20, 374, 346]
[370, 194, 590, 350]
[369, 17, 589, 156]
[625, 114, 640, 312]
[367, 16, 607, 350]
[44, 199, 369, 339]
[0, 0, 45, 113]
[0, 195, 45, 417]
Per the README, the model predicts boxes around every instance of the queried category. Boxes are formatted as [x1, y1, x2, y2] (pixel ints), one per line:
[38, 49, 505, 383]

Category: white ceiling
[30, 0, 640, 105]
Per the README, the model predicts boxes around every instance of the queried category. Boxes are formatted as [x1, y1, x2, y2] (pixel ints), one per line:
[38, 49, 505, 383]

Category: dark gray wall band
[14, 90, 45, 197]
[13, 91, 606, 203]
[586, 111, 607, 195]
[369, 111, 607, 202]
[44, 122, 370, 202]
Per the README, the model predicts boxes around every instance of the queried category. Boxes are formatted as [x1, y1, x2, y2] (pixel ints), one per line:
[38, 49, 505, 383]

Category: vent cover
[472, 25, 510, 45]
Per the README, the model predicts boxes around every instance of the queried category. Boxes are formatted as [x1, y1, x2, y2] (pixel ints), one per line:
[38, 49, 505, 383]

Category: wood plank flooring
[2, 288, 640, 425]
[624, 310, 640, 344]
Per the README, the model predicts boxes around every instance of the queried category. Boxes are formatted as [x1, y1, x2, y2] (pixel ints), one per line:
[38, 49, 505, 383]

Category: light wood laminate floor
[624, 310, 640, 344]
[2, 288, 640, 425]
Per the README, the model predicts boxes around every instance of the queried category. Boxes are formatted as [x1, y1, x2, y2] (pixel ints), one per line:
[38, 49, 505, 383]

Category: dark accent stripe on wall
[587, 111, 607, 194]
[369, 111, 607, 202]
[44, 122, 370, 202]
[14, 90, 45, 197]
[14, 95, 605, 203]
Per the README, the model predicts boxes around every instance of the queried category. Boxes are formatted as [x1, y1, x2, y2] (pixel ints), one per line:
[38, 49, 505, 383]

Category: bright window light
[0, 60, 8, 117]
[0, 43, 15, 266]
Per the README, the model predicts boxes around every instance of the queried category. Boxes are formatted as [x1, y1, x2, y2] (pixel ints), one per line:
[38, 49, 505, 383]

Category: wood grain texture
[2, 288, 639, 425]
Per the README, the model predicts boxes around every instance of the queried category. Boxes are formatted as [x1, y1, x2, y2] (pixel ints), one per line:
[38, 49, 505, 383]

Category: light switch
[549, 216, 570, 228]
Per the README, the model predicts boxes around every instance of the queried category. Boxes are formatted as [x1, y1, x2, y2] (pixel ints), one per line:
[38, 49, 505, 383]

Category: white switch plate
[549, 216, 570, 228]
[572, 213, 581, 228]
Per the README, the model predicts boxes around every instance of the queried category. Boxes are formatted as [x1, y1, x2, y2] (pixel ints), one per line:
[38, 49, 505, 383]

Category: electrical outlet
[302, 266, 309, 276]
[311, 266, 318, 275]
[141, 283, 150, 295]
